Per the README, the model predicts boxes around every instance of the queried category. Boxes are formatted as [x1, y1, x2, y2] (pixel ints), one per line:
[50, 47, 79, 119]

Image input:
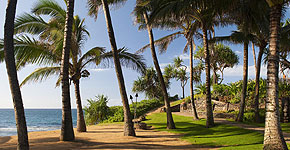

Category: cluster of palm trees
[2, 0, 290, 150]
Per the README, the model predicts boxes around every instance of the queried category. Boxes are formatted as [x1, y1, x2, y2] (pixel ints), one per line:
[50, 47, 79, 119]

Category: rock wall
[180, 98, 239, 113]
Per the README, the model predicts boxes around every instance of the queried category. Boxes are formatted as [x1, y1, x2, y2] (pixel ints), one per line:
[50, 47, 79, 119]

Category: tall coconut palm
[12, 2, 146, 131]
[12, 0, 88, 132]
[87, 0, 135, 136]
[140, 0, 234, 127]
[133, 1, 176, 128]
[263, 0, 288, 149]
[60, 0, 75, 141]
[135, 0, 202, 120]
[4, 0, 29, 149]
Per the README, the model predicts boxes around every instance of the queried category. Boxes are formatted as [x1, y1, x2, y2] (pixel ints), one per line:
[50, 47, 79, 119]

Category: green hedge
[85, 95, 179, 124]
[103, 98, 164, 123]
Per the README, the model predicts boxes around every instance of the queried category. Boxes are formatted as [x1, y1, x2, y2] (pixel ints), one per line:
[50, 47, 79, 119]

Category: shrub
[84, 95, 110, 125]
[85, 95, 173, 124]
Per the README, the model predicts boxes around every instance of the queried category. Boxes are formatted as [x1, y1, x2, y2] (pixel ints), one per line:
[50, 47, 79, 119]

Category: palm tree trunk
[253, 44, 266, 123]
[4, 0, 29, 149]
[182, 85, 185, 99]
[202, 26, 214, 128]
[189, 39, 199, 120]
[73, 79, 87, 132]
[101, 0, 135, 136]
[143, 11, 175, 129]
[263, 4, 287, 150]
[212, 70, 217, 85]
[236, 41, 248, 122]
[60, 0, 75, 141]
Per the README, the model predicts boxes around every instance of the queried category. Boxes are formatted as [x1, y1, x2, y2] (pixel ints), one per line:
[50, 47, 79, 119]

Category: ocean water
[0, 109, 77, 137]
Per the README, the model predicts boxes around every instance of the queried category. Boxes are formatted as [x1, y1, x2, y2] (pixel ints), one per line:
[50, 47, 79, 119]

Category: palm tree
[142, 9, 175, 129]
[263, 0, 288, 149]
[194, 43, 239, 84]
[134, 0, 201, 120]
[141, 0, 235, 127]
[13, 0, 89, 133]
[172, 57, 188, 99]
[132, 67, 169, 99]
[213, 0, 271, 122]
[87, 0, 135, 136]
[60, 0, 75, 141]
[3, 0, 29, 149]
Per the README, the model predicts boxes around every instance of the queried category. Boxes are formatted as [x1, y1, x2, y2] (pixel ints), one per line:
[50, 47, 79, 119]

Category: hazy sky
[0, 1, 289, 108]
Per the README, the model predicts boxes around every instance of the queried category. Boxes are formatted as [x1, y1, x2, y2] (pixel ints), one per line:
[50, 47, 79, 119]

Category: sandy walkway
[0, 123, 213, 150]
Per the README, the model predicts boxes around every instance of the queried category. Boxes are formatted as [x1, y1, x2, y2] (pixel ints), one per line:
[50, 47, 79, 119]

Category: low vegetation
[145, 113, 290, 150]
[84, 95, 179, 124]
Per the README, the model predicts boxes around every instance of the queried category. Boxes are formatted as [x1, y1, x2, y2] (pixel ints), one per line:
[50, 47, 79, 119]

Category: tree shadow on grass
[146, 118, 264, 148]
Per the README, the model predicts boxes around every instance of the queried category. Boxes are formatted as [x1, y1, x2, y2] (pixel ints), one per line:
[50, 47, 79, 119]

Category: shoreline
[0, 124, 206, 150]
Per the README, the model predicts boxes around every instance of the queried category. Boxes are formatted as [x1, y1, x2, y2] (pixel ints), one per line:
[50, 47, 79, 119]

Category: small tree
[132, 67, 170, 99]
[195, 43, 239, 84]
[84, 95, 110, 125]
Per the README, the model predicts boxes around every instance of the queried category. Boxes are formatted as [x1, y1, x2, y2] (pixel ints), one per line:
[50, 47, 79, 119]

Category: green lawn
[145, 113, 290, 150]
[170, 99, 185, 106]
[227, 119, 290, 133]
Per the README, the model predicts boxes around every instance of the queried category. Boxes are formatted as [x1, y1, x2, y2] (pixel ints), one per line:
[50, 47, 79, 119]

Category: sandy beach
[0, 123, 209, 150]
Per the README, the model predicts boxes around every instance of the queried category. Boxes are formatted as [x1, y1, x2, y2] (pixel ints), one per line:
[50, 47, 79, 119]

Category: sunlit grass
[145, 113, 290, 150]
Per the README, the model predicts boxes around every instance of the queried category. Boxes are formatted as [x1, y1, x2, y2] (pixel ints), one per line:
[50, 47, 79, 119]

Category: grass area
[170, 99, 185, 106]
[226, 119, 290, 133]
[145, 113, 290, 150]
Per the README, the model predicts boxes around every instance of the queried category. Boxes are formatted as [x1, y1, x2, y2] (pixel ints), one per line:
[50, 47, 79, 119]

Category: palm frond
[79, 46, 105, 69]
[13, 35, 61, 70]
[20, 66, 61, 87]
[14, 13, 48, 35]
[32, 0, 66, 20]
[136, 31, 182, 54]
[87, 0, 126, 20]
[100, 47, 147, 74]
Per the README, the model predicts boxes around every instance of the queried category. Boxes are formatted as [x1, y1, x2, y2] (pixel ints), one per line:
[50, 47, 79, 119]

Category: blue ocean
[0, 109, 77, 137]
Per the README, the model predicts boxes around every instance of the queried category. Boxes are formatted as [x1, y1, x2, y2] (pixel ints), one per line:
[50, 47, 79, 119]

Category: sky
[0, 0, 289, 108]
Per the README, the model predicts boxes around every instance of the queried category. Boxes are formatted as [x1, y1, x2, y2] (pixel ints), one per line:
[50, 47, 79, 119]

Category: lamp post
[134, 93, 138, 120]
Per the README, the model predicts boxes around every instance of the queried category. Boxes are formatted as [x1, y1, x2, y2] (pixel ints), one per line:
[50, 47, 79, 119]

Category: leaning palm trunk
[189, 39, 199, 120]
[4, 0, 29, 149]
[60, 0, 75, 141]
[101, 0, 135, 136]
[237, 41, 249, 122]
[143, 11, 175, 129]
[202, 26, 214, 128]
[253, 44, 266, 123]
[73, 79, 87, 132]
[263, 4, 287, 150]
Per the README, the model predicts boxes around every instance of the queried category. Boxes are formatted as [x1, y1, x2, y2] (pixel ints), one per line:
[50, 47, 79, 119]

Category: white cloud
[235, 50, 242, 55]
[90, 68, 111, 72]
[223, 65, 267, 78]
[178, 53, 190, 60]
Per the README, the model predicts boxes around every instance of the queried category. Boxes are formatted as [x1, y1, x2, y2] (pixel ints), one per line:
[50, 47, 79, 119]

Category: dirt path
[0, 123, 214, 150]
[173, 112, 290, 143]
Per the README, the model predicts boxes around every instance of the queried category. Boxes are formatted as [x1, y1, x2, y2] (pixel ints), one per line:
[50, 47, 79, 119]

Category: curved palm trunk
[237, 41, 248, 122]
[60, 0, 75, 141]
[4, 0, 29, 149]
[143, 11, 175, 129]
[73, 79, 87, 132]
[253, 44, 266, 123]
[202, 26, 214, 128]
[189, 39, 199, 120]
[101, 0, 135, 136]
[263, 4, 287, 150]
